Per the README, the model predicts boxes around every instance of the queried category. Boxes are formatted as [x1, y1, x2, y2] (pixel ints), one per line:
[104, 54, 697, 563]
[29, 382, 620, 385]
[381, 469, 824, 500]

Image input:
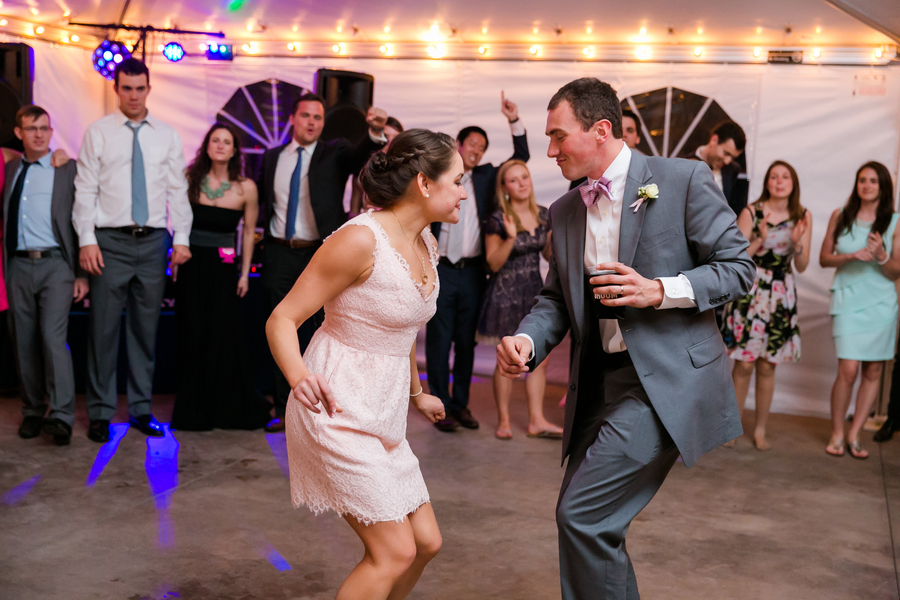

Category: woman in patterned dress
[477, 160, 562, 440]
[267, 129, 464, 599]
[723, 161, 812, 450]
[820, 161, 900, 459]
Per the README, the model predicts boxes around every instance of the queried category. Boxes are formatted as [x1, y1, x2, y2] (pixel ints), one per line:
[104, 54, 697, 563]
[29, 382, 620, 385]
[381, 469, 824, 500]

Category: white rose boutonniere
[629, 183, 659, 213]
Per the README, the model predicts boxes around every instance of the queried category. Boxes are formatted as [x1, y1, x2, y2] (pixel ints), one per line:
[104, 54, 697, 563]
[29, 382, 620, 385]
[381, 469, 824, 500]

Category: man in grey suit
[497, 78, 755, 599]
[4, 105, 88, 446]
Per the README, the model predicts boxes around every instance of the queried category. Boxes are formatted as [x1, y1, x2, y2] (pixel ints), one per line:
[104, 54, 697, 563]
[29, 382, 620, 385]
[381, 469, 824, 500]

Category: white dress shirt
[518, 143, 696, 356]
[438, 120, 527, 260]
[73, 110, 192, 247]
[270, 139, 320, 241]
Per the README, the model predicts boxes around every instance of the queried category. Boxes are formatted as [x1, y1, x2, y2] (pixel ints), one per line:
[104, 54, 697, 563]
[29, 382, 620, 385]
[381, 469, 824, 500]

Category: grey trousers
[557, 364, 680, 600]
[86, 229, 167, 421]
[6, 252, 76, 426]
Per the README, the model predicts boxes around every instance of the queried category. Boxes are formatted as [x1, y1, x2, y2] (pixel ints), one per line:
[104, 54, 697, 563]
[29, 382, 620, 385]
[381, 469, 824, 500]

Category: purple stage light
[92, 40, 131, 81]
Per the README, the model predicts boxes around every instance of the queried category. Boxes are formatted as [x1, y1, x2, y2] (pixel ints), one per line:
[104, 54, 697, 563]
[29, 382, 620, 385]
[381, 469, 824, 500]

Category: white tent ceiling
[2, 0, 898, 49]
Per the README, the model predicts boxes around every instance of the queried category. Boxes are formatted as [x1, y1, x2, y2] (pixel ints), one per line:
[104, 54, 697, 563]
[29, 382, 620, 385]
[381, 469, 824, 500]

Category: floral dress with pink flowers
[723, 205, 804, 363]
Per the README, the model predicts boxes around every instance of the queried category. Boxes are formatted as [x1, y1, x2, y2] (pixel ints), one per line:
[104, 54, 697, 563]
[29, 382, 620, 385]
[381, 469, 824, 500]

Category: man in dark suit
[682, 121, 749, 216]
[258, 93, 387, 431]
[4, 105, 87, 446]
[498, 78, 755, 599]
[426, 92, 529, 432]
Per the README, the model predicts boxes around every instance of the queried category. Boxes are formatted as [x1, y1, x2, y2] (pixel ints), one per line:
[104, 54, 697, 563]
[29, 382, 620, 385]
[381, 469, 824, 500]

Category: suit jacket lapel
[565, 195, 587, 338]
[50, 164, 67, 246]
[617, 152, 653, 267]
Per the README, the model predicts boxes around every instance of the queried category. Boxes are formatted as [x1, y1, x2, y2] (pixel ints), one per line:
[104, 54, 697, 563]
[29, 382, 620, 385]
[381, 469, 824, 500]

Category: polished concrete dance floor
[2, 376, 899, 599]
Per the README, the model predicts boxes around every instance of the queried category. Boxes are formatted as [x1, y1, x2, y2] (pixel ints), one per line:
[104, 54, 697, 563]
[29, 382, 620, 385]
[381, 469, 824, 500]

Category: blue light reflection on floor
[263, 543, 292, 571]
[2, 474, 41, 505]
[85, 423, 130, 487]
[145, 424, 179, 548]
[265, 433, 290, 478]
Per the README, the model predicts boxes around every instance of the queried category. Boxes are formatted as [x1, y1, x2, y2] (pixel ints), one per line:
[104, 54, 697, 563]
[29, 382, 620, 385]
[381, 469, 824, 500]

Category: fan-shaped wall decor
[622, 87, 739, 161]
[216, 79, 309, 155]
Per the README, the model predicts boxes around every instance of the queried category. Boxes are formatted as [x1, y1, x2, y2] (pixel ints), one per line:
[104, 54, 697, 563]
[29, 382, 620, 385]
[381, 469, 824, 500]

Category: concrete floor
[2, 358, 899, 599]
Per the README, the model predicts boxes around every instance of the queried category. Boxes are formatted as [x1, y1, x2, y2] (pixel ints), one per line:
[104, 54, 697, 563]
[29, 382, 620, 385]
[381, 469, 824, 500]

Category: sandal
[494, 428, 513, 440]
[847, 440, 869, 460]
[825, 438, 845, 457]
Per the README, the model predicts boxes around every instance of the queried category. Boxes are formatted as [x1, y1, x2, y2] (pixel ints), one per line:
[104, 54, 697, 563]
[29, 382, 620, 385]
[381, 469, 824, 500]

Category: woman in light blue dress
[820, 161, 900, 459]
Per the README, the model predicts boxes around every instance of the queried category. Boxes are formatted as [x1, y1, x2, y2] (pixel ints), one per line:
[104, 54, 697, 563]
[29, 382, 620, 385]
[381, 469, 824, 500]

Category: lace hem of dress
[292, 494, 431, 526]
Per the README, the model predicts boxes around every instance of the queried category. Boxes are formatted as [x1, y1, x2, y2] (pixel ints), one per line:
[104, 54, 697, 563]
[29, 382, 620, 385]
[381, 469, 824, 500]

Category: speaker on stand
[315, 69, 374, 145]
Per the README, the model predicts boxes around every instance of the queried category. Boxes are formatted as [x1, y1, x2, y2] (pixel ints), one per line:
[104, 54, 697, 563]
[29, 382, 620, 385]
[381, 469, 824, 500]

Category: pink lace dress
[285, 212, 439, 525]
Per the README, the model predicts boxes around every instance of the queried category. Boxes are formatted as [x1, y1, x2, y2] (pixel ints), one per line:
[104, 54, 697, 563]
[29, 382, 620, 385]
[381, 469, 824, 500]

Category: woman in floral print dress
[723, 161, 812, 450]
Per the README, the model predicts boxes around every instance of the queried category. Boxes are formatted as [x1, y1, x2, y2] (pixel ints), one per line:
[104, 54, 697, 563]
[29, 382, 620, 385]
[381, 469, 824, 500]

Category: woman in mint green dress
[821, 162, 900, 459]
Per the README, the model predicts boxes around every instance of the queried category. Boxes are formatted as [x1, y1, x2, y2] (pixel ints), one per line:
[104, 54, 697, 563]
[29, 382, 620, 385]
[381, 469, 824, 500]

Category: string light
[200, 44, 207, 51]
[693, 47, 702, 57]
[478, 46, 486, 55]
[812, 48, 821, 58]
[582, 47, 593, 57]
[481, 26, 488, 34]
[529, 45, 539, 56]
[756, 26, 763, 35]
[635, 46, 650, 60]
[292, 24, 298, 32]
[157, 44, 164, 52]
[639, 27, 647, 36]
[286, 43, 294, 51]
[336, 25, 343, 33]
[383, 25, 390, 33]
[0, 20, 7, 27]
[533, 27, 539, 35]
[35, 26, 44, 35]
[753, 47, 762, 57]
[696, 27, 703, 35]
[332, 43, 345, 54]
[875, 47, 884, 59]
[586, 25, 593, 34]
[427, 44, 445, 58]
[815, 26, 822, 34]
[61, 35, 69, 43]
[71, 34, 79, 42]
[30, 7, 38, 15]
[379, 44, 393, 56]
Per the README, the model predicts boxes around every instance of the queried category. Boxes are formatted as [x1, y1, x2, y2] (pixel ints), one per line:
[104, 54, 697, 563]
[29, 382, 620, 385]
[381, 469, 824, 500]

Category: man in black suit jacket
[681, 121, 749, 216]
[258, 93, 387, 431]
[426, 93, 530, 432]
[4, 105, 87, 445]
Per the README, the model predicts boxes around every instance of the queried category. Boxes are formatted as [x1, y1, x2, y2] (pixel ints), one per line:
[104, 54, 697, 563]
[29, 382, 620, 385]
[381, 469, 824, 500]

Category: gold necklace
[390, 210, 429, 285]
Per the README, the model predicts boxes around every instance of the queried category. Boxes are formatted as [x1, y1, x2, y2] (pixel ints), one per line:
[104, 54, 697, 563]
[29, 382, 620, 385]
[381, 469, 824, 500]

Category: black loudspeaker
[0, 43, 33, 150]
[315, 69, 374, 145]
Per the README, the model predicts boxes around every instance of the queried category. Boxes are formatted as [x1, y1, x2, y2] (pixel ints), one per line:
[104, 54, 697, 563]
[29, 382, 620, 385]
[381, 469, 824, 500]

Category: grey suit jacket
[2, 158, 80, 275]
[516, 151, 755, 468]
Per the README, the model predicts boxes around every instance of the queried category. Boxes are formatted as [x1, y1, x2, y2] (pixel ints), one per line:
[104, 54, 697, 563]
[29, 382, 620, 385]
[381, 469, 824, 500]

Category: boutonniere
[629, 183, 659, 213]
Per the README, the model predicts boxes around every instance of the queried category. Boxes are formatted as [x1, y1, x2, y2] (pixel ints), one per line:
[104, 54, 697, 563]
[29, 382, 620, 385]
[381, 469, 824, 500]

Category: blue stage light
[162, 42, 185, 62]
[205, 43, 233, 61]
[91, 40, 132, 80]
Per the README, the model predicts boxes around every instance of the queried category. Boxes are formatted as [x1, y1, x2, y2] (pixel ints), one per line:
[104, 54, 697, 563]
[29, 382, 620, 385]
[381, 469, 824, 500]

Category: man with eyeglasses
[4, 105, 87, 445]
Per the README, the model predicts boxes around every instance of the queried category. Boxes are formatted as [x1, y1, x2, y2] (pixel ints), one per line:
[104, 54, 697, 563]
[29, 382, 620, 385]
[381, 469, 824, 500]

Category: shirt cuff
[172, 232, 191, 247]
[510, 120, 526, 137]
[78, 229, 98, 247]
[655, 274, 697, 310]
[369, 130, 388, 144]
[515, 333, 536, 361]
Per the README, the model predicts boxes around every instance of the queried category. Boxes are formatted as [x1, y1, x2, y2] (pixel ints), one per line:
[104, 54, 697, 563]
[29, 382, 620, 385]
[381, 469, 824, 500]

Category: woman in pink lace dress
[267, 129, 465, 600]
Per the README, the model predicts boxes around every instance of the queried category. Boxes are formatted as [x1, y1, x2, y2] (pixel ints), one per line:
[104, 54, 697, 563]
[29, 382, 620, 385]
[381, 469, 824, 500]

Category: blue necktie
[127, 122, 149, 227]
[285, 148, 303, 240]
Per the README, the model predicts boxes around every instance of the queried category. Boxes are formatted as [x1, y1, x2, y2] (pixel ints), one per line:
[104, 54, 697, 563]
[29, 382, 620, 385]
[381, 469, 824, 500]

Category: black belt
[439, 256, 481, 269]
[14, 249, 58, 259]
[101, 226, 160, 238]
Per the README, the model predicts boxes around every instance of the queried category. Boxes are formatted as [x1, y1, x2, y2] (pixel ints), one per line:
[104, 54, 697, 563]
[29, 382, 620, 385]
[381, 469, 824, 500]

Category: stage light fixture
[162, 42, 185, 62]
[205, 43, 233, 61]
[92, 40, 131, 81]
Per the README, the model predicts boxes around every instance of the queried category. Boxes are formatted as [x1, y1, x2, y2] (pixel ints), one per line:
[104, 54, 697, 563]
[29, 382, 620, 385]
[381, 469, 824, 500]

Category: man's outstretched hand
[497, 335, 532, 379]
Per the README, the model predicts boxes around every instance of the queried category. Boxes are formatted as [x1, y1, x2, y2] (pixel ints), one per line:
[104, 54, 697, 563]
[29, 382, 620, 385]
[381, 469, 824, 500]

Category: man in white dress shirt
[497, 78, 754, 599]
[73, 59, 193, 443]
[426, 93, 530, 432]
[257, 93, 388, 432]
[684, 121, 748, 216]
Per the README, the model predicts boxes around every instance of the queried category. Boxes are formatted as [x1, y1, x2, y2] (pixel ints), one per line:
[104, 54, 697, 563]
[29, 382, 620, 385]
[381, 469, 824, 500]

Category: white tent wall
[30, 42, 900, 418]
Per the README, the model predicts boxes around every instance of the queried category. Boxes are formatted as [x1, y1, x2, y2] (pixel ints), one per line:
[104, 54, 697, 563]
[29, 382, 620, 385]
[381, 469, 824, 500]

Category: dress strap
[421, 227, 440, 268]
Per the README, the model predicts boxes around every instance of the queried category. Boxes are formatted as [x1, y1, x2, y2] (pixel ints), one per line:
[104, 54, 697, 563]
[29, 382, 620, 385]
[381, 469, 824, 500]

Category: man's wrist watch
[508, 117, 519, 124]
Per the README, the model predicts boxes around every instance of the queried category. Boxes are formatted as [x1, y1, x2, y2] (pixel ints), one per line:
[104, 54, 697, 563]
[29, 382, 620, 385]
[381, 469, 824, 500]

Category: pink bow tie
[580, 177, 613, 208]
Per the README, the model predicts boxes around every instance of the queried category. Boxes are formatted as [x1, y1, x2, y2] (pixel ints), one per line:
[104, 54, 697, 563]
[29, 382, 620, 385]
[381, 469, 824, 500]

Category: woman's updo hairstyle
[359, 128, 457, 209]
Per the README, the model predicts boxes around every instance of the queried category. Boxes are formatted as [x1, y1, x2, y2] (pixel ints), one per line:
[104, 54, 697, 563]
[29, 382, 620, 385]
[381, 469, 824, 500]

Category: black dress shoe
[449, 408, 479, 430]
[433, 418, 459, 432]
[42, 418, 72, 446]
[874, 418, 900, 442]
[130, 414, 165, 437]
[88, 419, 110, 443]
[264, 417, 285, 433]
[18, 415, 44, 439]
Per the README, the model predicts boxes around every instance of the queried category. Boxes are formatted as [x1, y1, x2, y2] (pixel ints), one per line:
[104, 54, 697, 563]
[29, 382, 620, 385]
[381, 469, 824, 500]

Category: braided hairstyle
[359, 128, 456, 209]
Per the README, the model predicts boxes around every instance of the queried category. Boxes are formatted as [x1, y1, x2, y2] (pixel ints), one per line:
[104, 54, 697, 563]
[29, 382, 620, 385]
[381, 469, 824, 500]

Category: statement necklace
[390, 210, 429, 285]
[201, 174, 231, 200]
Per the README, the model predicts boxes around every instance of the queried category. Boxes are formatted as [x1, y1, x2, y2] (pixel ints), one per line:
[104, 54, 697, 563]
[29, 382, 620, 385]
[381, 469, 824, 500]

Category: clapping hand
[868, 232, 889, 263]
[290, 373, 343, 418]
[412, 393, 445, 423]
[502, 213, 518, 238]
[366, 106, 388, 135]
[756, 209, 770, 241]
[501, 91, 519, 122]
[852, 246, 876, 262]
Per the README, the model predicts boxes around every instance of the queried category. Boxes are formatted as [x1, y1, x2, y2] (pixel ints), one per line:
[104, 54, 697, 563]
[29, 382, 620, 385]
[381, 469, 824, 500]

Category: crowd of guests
[5, 57, 900, 460]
